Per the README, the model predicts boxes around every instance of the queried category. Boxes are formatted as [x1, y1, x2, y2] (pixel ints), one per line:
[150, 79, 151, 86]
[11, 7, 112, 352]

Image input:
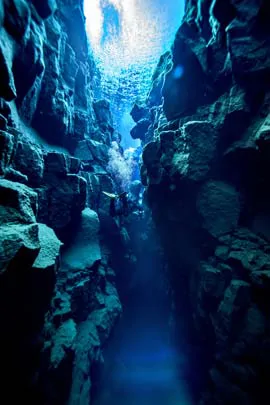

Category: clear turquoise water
[84, 0, 185, 141]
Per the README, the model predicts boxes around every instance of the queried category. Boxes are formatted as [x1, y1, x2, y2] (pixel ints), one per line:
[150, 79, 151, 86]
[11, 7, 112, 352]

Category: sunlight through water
[84, 0, 185, 134]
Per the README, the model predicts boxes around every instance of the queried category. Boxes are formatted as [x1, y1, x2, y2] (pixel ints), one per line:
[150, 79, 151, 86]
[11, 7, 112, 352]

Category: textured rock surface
[0, 0, 116, 152]
[62, 208, 101, 271]
[139, 0, 270, 404]
[33, 224, 62, 271]
[197, 181, 241, 237]
[0, 2, 123, 405]
[2, 0, 270, 404]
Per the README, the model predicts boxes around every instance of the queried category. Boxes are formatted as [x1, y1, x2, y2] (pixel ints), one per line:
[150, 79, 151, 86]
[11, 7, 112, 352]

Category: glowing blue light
[84, 0, 185, 135]
[173, 65, 184, 79]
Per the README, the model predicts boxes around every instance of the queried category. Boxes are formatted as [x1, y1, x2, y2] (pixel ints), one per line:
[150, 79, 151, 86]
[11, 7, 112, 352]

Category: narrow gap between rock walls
[4, 0, 270, 404]
[82, 1, 195, 405]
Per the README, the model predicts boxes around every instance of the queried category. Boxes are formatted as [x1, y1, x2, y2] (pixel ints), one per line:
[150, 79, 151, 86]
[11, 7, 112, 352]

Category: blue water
[83, 2, 193, 403]
[93, 248, 194, 405]
[84, 0, 185, 146]
[93, 303, 193, 405]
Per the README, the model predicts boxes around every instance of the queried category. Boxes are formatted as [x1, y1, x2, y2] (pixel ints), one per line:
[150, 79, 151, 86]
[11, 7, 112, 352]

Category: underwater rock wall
[139, 0, 270, 404]
[0, 1, 122, 404]
[0, 0, 115, 150]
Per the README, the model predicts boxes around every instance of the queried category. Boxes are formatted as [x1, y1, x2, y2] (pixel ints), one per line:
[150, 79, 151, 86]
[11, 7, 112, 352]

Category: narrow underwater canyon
[0, 1, 270, 405]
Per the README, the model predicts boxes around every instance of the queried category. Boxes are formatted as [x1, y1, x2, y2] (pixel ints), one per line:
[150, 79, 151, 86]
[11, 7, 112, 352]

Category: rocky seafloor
[0, 0, 270, 405]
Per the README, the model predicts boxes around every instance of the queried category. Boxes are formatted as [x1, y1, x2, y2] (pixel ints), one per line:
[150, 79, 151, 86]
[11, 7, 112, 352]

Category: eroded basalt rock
[173, 121, 218, 182]
[0, 2, 123, 405]
[33, 224, 62, 272]
[139, 1, 270, 404]
[197, 181, 241, 237]
[130, 103, 148, 123]
[93, 99, 114, 143]
[0, 179, 38, 224]
[0, 130, 14, 174]
[13, 141, 44, 186]
[0, 0, 101, 151]
[46, 174, 86, 229]
[0, 223, 40, 274]
[131, 118, 151, 142]
[162, 23, 211, 120]
[62, 208, 101, 271]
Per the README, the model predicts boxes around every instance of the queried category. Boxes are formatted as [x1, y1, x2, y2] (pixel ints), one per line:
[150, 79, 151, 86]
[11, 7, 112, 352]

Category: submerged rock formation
[1, 0, 270, 404]
[0, 1, 123, 404]
[137, 0, 270, 403]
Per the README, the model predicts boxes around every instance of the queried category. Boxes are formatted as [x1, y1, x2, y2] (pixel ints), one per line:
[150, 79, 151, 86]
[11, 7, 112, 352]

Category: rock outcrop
[0, 1, 123, 404]
[2, 0, 270, 403]
[138, 0, 270, 404]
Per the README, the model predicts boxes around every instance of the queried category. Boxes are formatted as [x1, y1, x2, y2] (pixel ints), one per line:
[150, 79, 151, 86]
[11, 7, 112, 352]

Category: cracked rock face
[0, 0, 112, 152]
[2, 0, 270, 404]
[0, 2, 124, 405]
[138, 0, 270, 404]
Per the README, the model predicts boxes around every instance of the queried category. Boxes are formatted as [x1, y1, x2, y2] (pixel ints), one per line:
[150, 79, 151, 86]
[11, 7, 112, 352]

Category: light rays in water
[84, 0, 184, 138]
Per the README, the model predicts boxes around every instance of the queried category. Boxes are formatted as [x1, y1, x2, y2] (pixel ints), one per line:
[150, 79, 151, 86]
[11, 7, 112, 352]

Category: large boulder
[74, 140, 94, 162]
[0, 223, 40, 275]
[87, 140, 109, 166]
[0, 179, 38, 224]
[50, 175, 86, 229]
[130, 103, 148, 123]
[33, 224, 62, 272]
[62, 208, 101, 271]
[13, 141, 44, 186]
[44, 151, 69, 177]
[38, 174, 87, 230]
[130, 118, 151, 142]
[197, 181, 241, 237]
[170, 121, 218, 182]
